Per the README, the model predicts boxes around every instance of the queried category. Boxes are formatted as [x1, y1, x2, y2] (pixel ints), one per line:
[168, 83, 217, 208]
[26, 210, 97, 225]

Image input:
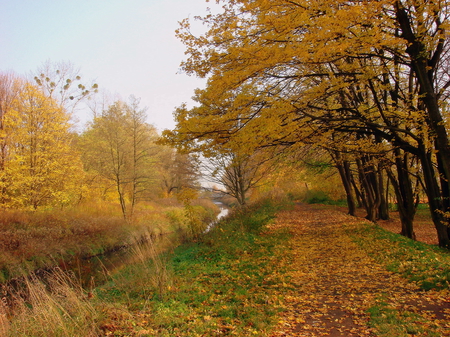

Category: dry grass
[0, 268, 102, 337]
[0, 235, 181, 337]
[0, 230, 182, 336]
[130, 235, 174, 301]
[0, 206, 129, 281]
[0, 198, 218, 282]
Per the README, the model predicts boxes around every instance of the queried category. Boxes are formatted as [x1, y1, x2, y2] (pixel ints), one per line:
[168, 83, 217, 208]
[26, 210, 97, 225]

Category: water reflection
[205, 202, 229, 232]
[59, 232, 180, 288]
[61, 203, 229, 287]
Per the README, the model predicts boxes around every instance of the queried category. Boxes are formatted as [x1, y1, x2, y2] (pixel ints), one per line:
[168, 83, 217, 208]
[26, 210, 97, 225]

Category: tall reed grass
[0, 269, 101, 336]
[0, 197, 220, 335]
[0, 198, 218, 283]
[130, 234, 173, 301]
[0, 233, 180, 336]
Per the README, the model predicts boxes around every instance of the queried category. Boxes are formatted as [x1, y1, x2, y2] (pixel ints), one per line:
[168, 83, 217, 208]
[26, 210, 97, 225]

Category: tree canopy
[164, 0, 450, 246]
[0, 80, 84, 209]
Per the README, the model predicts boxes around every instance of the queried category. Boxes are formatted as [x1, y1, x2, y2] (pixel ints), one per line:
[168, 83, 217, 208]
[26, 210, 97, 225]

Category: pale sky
[0, 0, 216, 132]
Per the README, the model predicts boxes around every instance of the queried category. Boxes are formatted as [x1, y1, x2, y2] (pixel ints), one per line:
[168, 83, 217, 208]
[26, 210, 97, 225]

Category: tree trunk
[116, 175, 128, 221]
[436, 150, 450, 241]
[333, 151, 356, 216]
[350, 174, 363, 208]
[356, 157, 377, 222]
[386, 149, 416, 240]
[377, 165, 389, 220]
[395, 1, 450, 246]
[419, 147, 450, 247]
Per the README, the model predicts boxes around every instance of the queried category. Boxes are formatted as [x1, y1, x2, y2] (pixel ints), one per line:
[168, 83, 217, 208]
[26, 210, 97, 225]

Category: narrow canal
[49, 202, 229, 288]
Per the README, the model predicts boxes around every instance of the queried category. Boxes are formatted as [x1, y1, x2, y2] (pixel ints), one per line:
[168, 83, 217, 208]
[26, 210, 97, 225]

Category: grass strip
[351, 222, 450, 290]
[350, 221, 450, 337]
[97, 199, 292, 336]
[367, 299, 442, 337]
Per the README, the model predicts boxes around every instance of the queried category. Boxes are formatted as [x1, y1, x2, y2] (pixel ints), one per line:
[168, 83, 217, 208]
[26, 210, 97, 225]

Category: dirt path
[269, 204, 450, 337]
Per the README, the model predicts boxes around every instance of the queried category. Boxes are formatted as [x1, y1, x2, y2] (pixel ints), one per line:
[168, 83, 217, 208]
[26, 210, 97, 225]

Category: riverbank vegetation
[1, 199, 288, 336]
[0, 198, 218, 283]
[2, 200, 450, 336]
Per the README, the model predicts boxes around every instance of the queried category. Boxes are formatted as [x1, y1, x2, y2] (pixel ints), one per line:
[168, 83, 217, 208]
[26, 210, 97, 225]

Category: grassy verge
[3, 199, 292, 336]
[95, 199, 292, 336]
[367, 299, 443, 337]
[350, 221, 450, 337]
[350, 222, 450, 290]
[0, 198, 218, 282]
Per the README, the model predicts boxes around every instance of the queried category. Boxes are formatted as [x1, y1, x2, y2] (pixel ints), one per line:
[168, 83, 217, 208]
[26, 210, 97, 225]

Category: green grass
[96, 199, 292, 336]
[304, 190, 347, 206]
[351, 222, 450, 290]
[348, 220, 450, 337]
[367, 299, 442, 337]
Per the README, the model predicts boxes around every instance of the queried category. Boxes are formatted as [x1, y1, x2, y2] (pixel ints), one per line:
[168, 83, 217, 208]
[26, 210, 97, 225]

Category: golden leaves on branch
[0, 83, 84, 209]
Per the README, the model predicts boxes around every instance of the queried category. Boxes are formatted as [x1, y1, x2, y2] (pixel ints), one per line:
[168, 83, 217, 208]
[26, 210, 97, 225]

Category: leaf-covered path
[270, 204, 450, 337]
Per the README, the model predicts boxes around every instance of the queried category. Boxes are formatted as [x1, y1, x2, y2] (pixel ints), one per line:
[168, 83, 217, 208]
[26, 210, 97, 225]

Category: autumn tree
[80, 98, 158, 220]
[166, 0, 450, 246]
[201, 147, 280, 206]
[156, 147, 200, 198]
[0, 82, 84, 209]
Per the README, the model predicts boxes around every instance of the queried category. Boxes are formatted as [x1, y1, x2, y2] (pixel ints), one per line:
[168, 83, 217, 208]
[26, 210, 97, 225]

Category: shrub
[304, 190, 347, 206]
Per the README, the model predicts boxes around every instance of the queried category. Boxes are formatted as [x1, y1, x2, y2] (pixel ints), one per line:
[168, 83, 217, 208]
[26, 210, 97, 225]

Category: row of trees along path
[269, 204, 449, 336]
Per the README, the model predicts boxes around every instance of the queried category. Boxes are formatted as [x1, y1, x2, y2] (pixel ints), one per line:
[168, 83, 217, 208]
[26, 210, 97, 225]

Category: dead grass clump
[0, 198, 214, 283]
[1, 269, 102, 337]
[0, 207, 131, 280]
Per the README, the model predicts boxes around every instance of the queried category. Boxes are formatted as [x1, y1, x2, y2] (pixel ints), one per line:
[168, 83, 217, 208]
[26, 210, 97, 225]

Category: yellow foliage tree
[167, 0, 450, 247]
[80, 98, 158, 220]
[0, 83, 84, 209]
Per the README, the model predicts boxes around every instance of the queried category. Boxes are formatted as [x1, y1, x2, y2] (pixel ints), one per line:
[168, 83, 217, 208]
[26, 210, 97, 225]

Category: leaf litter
[93, 202, 449, 336]
[269, 203, 450, 337]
